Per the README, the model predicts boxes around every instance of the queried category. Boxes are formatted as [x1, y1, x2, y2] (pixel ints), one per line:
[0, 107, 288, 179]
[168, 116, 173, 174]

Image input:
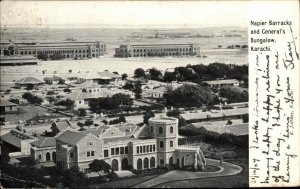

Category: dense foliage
[134, 68, 146, 78]
[89, 93, 133, 113]
[162, 63, 248, 85]
[143, 109, 155, 125]
[55, 99, 75, 110]
[219, 86, 248, 103]
[89, 160, 111, 175]
[22, 92, 43, 105]
[165, 84, 218, 108]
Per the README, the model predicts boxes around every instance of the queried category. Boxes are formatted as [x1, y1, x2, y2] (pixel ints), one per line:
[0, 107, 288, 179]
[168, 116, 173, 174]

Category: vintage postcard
[0, 0, 298, 188]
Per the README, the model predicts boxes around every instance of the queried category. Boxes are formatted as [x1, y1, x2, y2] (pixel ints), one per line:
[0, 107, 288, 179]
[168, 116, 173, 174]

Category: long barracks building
[115, 43, 200, 57]
[0, 41, 106, 59]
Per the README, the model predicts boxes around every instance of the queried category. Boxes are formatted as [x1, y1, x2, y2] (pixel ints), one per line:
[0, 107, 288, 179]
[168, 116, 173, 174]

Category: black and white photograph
[2, 0, 297, 188]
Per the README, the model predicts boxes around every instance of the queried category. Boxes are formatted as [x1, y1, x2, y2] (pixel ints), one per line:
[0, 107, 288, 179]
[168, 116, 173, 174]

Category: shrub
[46, 90, 55, 95]
[64, 88, 71, 93]
[78, 108, 87, 117]
[84, 120, 94, 126]
[167, 109, 182, 117]
[106, 171, 119, 181]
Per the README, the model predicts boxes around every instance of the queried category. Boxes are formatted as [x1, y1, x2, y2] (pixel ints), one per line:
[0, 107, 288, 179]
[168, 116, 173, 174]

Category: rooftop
[15, 77, 44, 85]
[130, 43, 194, 47]
[55, 123, 140, 145]
[149, 116, 178, 124]
[188, 121, 248, 136]
[1, 129, 36, 148]
[52, 120, 75, 132]
[224, 123, 249, 136]
[0, 99, 17, 107]
[55, 130, 87, 145]
[203, 79, 239, 85]
[65, 90, 111, 100]
[180, 107, 248, 121]
[31, 137, 56, 148]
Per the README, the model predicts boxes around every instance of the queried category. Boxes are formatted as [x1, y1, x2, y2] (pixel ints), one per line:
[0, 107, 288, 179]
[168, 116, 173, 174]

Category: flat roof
[0, 99, 18, 107]
[203, 79, 239, 85]
[180, 107, 248, 121]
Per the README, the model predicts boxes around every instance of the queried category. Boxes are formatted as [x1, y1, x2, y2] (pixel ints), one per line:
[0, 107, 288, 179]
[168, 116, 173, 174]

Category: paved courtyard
[131, 159, 243, 188]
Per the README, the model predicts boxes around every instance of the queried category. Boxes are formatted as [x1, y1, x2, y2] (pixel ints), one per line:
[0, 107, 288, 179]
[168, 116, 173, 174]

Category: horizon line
[0, 24, 247, 29]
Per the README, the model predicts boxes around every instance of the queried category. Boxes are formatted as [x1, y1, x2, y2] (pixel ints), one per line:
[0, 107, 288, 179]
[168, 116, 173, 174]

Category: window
[150, 145, 152, 152]
[159, 127, 163, 134]
[140, 146, 142, 153]
[137, 146, 139, 154]
[38, 155, 42, 159]
[91, 151, 95, 156]
[87, 151, 90, 157]
[153, 145, 155, 152]
[79, 101, 81, 104]
[70, 152, 74, 158]
[120, 147, 124, 154]
[160, 141, 164, 148]
[125, 146, 128, 154]
[160, 159, 164, 165]
[146, 145, 149, 152]
[111, 148, 115, 155]
[170, 126, 174, 134]
[170, 141, 174, 147]
[104, 150, 109, 157]
[150, 126, 153, 133]
[143, 146, 146, 153]
[116, 148, 119, 155]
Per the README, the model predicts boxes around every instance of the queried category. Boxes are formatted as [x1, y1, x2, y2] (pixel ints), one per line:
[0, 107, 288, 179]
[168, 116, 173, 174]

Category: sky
[0, 1, 249, 28]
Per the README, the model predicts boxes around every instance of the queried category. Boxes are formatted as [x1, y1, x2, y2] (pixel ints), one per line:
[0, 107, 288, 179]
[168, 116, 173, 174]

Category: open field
[3, 104, 51, 123]
[1, 27, 247, 91]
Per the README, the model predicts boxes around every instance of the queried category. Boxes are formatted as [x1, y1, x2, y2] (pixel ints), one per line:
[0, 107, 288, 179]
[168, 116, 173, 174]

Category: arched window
[170, 126, 173, 134]
[170, 141, 173, 147]
[137, 158, 142, 170]
[46, 152, 51, 161]
[144, 158, 149, 169]
[169, 157, 174, 164]
[112, 159, 119, 171]
[159, 127, 163, 134]
[160, 141, 164, 148]
[150, 157, 155, 168]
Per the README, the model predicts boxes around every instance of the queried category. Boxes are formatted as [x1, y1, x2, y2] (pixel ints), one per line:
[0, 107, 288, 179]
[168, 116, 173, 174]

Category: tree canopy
[89, 159, 111, 175]
[134, 68, 146, 78]
[89, 93, 133, 113]
[143, 109, 155, 125]
[133, 81, 142, 99]
[148, 67, 162, 80]
[165, 84, 216, 108]
[219, 86, 248, 103]
[22, 92, 43, 105]
[55, 99, 75, 110]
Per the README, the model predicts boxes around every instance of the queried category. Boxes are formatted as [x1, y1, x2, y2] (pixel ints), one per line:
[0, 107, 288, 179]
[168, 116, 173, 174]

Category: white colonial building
[54, 117, 206, 172]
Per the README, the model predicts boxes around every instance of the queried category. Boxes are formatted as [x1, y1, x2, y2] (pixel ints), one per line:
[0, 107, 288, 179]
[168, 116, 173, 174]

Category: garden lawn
[153, 158, 248, 188]
[93, 175, 159, 188]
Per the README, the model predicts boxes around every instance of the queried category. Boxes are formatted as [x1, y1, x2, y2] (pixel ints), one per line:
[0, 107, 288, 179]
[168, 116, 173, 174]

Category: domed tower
[149, 117, 178, 167]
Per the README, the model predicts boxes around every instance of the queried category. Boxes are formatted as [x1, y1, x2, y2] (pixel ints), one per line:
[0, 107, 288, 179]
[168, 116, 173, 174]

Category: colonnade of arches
[137, 157, 156, 170]
[45, 151, 56, 162]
